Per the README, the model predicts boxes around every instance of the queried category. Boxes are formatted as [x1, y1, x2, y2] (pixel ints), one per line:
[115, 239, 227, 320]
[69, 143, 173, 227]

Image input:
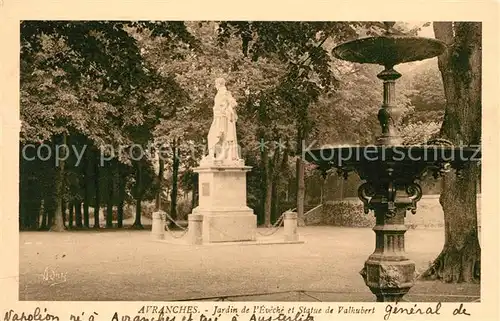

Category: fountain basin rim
[332, 35, 447, 66]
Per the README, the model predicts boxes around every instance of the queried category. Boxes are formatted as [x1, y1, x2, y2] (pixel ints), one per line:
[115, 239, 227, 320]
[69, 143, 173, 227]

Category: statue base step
[192, 207, 256, 243]
[199, 156, 245, 168]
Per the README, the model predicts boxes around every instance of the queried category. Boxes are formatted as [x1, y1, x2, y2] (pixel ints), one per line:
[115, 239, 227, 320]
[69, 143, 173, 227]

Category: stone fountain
[304, 22, 481, 302]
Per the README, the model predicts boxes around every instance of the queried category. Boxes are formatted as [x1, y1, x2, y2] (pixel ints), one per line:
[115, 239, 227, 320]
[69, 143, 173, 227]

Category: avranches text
[138, 306, 199, 315]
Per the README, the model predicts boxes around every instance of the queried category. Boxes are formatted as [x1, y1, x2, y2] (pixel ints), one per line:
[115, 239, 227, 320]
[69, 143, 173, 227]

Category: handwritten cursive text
[4, 308, 59, 321]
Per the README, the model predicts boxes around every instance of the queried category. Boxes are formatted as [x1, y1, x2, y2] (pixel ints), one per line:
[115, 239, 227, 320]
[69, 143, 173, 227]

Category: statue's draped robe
[206, 85, 240, 161]
[207, 90, 228, 158]
[224, 95, 238, 160]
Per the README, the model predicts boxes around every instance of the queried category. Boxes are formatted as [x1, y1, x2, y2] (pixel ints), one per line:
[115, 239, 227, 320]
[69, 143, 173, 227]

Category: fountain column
[358, 173, 422, 302]
[312, 25, 456, 302]
[357, 65, 419, 302]
[376, 66, 403, 146]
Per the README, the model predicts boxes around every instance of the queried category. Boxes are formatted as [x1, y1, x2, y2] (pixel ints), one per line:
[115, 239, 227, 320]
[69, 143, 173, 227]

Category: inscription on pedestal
[202, 183, 210, 196]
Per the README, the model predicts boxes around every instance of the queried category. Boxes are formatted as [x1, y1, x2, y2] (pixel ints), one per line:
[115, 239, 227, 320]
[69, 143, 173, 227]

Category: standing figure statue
[206, 78, 240, 162]
[224, 92, 240, 161]
[207, 78, 227, 159]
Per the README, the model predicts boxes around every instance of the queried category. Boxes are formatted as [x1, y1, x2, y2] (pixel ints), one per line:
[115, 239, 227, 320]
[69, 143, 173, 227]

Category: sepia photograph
[15, 19, 485, 305]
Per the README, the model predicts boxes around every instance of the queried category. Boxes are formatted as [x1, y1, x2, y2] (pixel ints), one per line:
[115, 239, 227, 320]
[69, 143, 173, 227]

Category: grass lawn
[19, 226, 480, 302]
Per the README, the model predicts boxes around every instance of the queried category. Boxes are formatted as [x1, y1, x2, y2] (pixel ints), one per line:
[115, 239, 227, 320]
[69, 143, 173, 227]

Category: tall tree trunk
[340, 177, 344, 201]
[50, 133, 66, 232]
[421, 22, 481, 283]
[265, 146, 282, 226]
[83, 198, 90, 227]
[43, 173, 57, 230]
[33, 199, 40, 230]
[117, 164, 125, 228]
[93, 151, 101, 228]
[106, 161, 114, 228]
[68, 202, 74, 228]
[62, 201, 67, 227]
[39, 199, 46, 230]
[170, 139, 180, 220]
[83, 150, 90, 228]
[155, 157, 165, 211]
[191, 173, 198, 210]
[320, 179, 324, 204]
[273, 147, 289, 220]
[289, 177, 295, 203]
[271, 177, 278, 224]
[296, 157, 306, 226]
[262, 150, 273, 227]
[19, 172, 41, 230]
[75, 201, 83, 228]
[132, 160, 143, 229]
[21, 182, 37, 231]
[48, 207, 54, 228]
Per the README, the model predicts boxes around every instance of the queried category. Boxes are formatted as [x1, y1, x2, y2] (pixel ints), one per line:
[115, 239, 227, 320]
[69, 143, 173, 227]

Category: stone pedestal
[358, 179, 421, 302]
[187, 214, 203, 245]
[151, 211, 165, 240]
[284, 212, 299, 242]
[191, 161, 257, 243]
[360, 209, 415, 302]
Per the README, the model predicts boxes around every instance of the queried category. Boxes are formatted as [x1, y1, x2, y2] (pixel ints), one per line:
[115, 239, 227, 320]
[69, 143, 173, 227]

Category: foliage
[310, 62, 414, 145]
[410, 61, 446, 110]
[19, 21, 196, 230]
[19, 20, 451, 231]
[320, 202, 375, 227]
[400, 121, 441, 145]
[21, 21, 193, 152]
[402, 59, 446, 125]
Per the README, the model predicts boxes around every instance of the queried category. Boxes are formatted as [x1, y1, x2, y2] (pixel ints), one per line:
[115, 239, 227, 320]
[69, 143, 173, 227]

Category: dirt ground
[19, 226, 480, 302]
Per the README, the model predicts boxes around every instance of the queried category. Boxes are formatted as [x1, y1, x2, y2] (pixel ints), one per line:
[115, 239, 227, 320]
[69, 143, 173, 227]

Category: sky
[416, 22, 435, 38]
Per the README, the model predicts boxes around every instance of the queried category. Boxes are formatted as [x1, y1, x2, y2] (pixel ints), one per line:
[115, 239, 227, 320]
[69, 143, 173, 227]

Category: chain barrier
[163, 213, 189, 239]
[257, 212, 286, 236]
[164, 212, 188, 230]
[255, 204, 320, 237]
[161, 205, 319, 239]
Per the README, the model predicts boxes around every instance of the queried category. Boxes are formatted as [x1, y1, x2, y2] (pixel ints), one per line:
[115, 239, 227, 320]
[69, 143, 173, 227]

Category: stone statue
[193, 78, 255, 244]
[224, 92, 239, 160]
[206, 78, 227, 159]
[205, 78, 240, 162]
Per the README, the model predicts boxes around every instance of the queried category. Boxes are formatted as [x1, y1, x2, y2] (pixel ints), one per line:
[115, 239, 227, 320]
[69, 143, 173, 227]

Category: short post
[151, 211, 166, 240]
[284, 211, 299, 242]
[187, 214, 203, 245]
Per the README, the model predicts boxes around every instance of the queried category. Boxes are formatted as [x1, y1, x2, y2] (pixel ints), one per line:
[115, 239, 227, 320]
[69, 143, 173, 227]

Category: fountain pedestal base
[306, 27, 479, 302]
[358, 184, 419, 301]
[361, 255, 415, 302]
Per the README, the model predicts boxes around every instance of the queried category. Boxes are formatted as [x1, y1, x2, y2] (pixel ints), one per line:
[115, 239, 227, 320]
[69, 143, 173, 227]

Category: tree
[218, 21, 403, 224]
[144, 21, 293, 223]
[400, 59, 446, 127]
[400, 121, 441, 145]
[20, 21, 196, 231]
[421, 22, 481, 282]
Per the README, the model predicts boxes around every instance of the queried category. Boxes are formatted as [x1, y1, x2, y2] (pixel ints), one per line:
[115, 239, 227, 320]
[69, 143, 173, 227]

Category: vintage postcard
[1, 1, 499, 321]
